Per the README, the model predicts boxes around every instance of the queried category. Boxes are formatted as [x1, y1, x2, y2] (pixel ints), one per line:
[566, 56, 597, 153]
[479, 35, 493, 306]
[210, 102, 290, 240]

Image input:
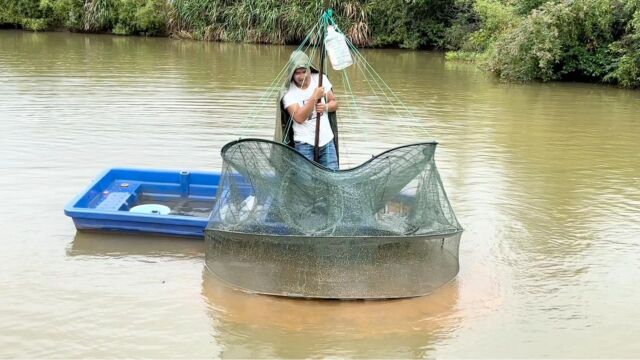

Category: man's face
[293, 67, 309, 87]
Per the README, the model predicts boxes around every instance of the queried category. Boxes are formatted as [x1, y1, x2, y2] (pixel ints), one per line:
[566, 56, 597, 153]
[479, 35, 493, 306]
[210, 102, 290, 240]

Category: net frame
[204, 139, 463, 299]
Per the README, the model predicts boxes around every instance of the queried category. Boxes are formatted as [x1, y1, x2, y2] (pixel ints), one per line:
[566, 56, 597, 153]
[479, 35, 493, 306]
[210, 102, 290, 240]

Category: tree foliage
[484, 0, 639, 87]
[0, 0, 638, 87]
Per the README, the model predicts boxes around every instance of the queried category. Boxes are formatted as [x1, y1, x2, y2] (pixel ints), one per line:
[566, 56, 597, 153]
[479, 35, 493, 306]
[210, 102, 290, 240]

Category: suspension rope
[239, 8, 431, 159]
[246, 17, 322, 125]
[323, 20, 403, 127]
[329, 17, 423, 130]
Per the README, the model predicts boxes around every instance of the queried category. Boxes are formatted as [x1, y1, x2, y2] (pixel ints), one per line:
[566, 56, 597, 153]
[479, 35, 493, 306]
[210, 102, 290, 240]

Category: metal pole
[313, 1, 329, 163]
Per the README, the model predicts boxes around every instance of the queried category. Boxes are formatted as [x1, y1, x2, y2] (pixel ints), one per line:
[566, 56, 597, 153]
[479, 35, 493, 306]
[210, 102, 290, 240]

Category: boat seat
[93, 181, 141, 211]
[95, 192, 133, 211]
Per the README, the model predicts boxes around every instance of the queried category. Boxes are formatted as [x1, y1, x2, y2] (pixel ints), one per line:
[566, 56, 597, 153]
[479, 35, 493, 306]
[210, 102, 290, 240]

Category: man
[280, 51, 339, 170]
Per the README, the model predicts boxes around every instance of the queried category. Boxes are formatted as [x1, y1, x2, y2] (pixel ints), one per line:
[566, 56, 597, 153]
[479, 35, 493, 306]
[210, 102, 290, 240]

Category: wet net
[204, 139, 463, 299]
[204, 9, 464, 299]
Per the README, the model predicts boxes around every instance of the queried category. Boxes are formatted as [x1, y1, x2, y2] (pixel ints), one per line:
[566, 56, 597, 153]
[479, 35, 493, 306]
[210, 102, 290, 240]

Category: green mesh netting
[204, 139, 463, 299]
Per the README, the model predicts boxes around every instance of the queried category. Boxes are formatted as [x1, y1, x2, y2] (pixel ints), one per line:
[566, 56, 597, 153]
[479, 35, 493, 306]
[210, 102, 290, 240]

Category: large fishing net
[204, 139, 463, 298]
[204, 10, 463, 299]
[208, 139, 460, 237]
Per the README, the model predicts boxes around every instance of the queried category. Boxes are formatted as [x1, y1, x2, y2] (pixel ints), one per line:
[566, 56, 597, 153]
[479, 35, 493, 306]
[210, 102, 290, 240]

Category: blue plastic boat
[64, 168, 220, 238]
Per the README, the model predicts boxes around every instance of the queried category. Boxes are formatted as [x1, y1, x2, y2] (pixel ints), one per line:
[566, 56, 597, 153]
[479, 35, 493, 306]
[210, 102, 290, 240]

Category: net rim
[220, 138, 440, 172]
[205, 228, 463, 240]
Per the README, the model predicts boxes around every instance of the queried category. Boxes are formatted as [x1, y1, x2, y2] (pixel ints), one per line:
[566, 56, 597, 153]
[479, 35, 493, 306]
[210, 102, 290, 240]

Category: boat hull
[64, 168, 220, 238]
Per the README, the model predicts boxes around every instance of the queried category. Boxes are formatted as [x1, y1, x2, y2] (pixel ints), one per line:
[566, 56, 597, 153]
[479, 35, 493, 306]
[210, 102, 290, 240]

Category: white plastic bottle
[324, 25, 353, 70]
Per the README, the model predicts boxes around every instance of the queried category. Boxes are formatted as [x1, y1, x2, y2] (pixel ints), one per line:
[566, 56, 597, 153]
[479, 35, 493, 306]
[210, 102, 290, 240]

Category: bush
[113, 0, 168, 36]
[513, 0, 550, 15]
[0, 0, 53, 30]
[605, 4, 640, 87]
[366, 0, 408, 47]
[485, 0, 639, 87]
[443, 0, 480, 51]
[367, 0, 465, 49]
[50, 0, 85, 30]
[467, 0, 519, 52]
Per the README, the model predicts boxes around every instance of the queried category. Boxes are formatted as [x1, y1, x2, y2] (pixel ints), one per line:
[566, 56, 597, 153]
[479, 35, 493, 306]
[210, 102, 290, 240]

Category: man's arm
[286, 87, 326, 124]
[323, 90, 338, 113]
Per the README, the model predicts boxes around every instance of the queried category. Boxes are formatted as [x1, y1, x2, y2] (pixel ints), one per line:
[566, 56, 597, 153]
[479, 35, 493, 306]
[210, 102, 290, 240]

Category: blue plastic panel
[65, 168, 220, 238]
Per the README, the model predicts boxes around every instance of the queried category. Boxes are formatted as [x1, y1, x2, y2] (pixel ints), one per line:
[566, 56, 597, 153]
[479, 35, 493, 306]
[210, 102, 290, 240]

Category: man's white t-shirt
[282, 73, 334, 147]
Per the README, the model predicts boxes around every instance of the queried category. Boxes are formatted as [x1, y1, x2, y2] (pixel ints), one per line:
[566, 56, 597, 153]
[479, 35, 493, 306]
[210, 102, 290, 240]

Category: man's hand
[315, 102, 326, 114]
[312, 87, 325, 101]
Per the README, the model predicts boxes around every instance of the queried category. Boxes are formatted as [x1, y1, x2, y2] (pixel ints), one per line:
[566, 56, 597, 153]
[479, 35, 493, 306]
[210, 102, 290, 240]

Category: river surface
[1, 30, 639, 358]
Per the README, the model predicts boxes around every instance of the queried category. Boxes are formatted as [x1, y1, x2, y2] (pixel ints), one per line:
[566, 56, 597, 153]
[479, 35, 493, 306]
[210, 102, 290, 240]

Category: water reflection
[61, 233, 215, 358]
[68, 232, 204, 259]
[201, 270, 461, 358]
[67, 232, 462, 358]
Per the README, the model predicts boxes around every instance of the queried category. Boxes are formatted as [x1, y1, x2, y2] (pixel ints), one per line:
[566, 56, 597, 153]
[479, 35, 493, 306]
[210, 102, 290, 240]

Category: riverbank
[2, 0, 638, 88]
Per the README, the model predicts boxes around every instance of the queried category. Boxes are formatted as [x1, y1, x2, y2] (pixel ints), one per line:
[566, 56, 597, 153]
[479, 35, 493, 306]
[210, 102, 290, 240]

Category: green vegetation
[1, 0, 638, 88]
[444, 0, 639, 88]
[0, 0, 168, 35]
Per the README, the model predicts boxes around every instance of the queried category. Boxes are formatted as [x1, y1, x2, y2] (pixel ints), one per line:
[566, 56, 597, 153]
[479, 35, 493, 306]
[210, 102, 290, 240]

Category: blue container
[64, 168, 221, 238]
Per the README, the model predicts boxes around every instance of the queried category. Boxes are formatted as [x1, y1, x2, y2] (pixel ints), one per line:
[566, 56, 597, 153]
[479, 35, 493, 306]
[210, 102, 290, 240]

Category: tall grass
[168, 0, 370, 45]
[0, 0, 455, 47]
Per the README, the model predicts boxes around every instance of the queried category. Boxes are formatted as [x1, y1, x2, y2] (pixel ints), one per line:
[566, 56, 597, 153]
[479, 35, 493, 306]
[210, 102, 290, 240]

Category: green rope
[328, 17, 421, 125]
[325, 20, 399, 120]
[247, 17, 322, 127]
[244, 8, 430, 150]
